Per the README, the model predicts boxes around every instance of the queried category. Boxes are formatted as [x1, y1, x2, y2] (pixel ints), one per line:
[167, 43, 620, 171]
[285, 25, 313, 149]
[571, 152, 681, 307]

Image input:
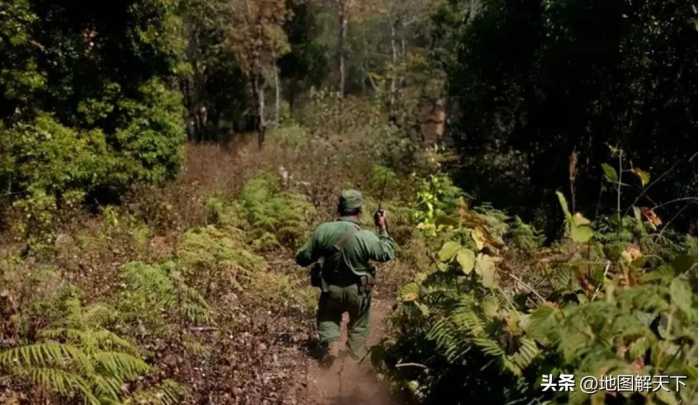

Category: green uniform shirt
[295, 216, 396, 281]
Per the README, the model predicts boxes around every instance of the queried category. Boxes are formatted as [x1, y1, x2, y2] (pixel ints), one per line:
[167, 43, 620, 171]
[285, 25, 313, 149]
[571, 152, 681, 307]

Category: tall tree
[179, 0, 248, 141]
[279, 0, 330, 112]
[444, 0, 697, 232]
[228, 0, 290, 147]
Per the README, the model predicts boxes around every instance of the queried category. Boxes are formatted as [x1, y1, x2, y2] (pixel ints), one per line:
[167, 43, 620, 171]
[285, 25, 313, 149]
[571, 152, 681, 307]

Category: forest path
[302, 297, 396, 405]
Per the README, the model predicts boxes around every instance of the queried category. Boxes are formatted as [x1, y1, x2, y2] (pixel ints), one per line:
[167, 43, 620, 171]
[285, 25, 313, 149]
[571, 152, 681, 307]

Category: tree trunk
[253, 74, 266, 149]
[389, 20, 397, 111]
[337, 0, 348, 97]
[273, 65, 280, 127]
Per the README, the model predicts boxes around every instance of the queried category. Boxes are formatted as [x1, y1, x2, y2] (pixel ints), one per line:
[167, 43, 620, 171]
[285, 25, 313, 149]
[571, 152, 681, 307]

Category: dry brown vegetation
[0, 95, 422, 404]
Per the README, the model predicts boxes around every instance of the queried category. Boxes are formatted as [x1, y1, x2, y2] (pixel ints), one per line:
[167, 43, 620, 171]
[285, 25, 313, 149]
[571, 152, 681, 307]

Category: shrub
[177, 225, 266, 292]
[0, 86, 185, 243]
[113, 79, 185, 185]
[0, 295, 183, 405]
[377, 173, 699, 404]
[117, 261, 211, 332]
[237, 174, 315, 249]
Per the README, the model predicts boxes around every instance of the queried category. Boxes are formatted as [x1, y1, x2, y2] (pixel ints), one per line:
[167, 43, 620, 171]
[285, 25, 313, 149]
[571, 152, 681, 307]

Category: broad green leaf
[570, 221, 594, 243]
[482, 296, 499, 318]
[601, 163, 618, 183]
[438, 241, 461, 262]
[475, 254, 497, 288]
[632, 167, 650, 186]
[555, 191, 571, 219]
[572, 212, 591, 226]
[670, 277, 695, 318]
[456, 248, 475, 274]
[655, 389, 678, 405]
[471, 228, 486, 251]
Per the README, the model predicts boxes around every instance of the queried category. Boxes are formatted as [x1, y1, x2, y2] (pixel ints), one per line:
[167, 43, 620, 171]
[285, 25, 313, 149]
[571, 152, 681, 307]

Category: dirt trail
[303, 298, 397, 405]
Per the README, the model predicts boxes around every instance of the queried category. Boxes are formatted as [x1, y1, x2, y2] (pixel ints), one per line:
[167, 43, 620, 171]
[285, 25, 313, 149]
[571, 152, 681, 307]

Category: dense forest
[0, 0, 697, 404]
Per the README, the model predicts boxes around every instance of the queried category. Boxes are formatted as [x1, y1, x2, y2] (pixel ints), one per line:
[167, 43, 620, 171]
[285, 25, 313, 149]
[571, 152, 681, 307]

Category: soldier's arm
[360, 229, 396, 262]
[295, 229, 319, 267]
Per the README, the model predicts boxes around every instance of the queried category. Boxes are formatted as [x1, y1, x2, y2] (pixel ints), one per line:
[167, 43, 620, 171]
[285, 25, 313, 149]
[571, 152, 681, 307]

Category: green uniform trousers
[317, 283, 371, 359]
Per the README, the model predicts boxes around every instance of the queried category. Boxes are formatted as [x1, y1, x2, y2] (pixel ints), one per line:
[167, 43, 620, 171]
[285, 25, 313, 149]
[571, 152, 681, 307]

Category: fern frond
[93, 351, 151, 381]
[126, 379, 186, 405]
[0, 342, 93, 374]
[91, 329, 141, 354]
[472, 337, 505, 357]
[23, 366, 99, 405]
[91, 374, 123, 401]
[508, 337, 539, 371]
[82, 303, 117, 326]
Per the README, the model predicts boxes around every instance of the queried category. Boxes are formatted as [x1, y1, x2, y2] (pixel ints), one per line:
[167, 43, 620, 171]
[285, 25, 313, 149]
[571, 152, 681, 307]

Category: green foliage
[237, 174, 315, 249]
[380, 172, 698, 404]
[0, 114, 113, 195]
[445, 0, 697, 232]
[125, 379, 186, 405]
[0, 0, 45, 114]
[117, 261, 211, 331]
[179, 226, 265, 277]
[113, 79, 185, 184]
[177, 223, 314, 311]
[0, 0, 187, 221]
[0, 295, 183, 404]
[556, 191, 594, 243]
[178, 0, 249, 140]
[414, 173, 468, 237]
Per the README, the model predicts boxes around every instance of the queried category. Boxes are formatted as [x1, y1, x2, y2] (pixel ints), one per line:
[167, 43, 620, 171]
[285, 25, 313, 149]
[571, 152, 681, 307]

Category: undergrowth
[373, 173, 698, 405]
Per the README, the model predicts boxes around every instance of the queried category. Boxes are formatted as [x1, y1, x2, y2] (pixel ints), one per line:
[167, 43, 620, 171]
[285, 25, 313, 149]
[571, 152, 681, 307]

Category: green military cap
[339, 189, 363, 212]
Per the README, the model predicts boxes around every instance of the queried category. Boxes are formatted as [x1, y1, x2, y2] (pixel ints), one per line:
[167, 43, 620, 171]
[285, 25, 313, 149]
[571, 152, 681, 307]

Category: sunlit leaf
[570, 222, 594, 243]
[471, 228, 486, 251]
[555, 191, 571, 219]
[475, 254, 497, 288]
[670, 277, 695, 318]
[456, 248, 475, 274]
[572, 212, 591, 226]
[631, 167, 650, 186]
[438, 241, 461, 262]
[482, 296, 499, 317]
[414, 301, 430, 317]
[601, 163, 618, 183]
[633, 206, 642, 222]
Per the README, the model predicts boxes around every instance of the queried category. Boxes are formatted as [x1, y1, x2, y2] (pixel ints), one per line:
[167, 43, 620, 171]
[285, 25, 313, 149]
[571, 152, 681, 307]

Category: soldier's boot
[316, 340, 340, 368]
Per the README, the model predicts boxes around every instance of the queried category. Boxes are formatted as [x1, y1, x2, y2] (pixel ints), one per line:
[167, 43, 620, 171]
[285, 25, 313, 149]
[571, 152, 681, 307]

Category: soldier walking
[295, 190, 396, 364]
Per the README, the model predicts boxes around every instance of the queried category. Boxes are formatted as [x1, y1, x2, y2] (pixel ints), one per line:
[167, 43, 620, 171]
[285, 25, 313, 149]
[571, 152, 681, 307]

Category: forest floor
[215, 134, 405, 405]
[0, 125, 415, 404]
[181, 133, 409, 405]
[302, 298, 396, 405]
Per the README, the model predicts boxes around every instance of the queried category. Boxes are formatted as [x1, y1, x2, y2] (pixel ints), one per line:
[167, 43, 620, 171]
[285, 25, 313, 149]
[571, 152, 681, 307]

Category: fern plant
[237, 174, 315, 249]
[118, 261, 211, 330]
[427, 291, 540, 377]
[0, 296, 183, 404]
[381, 173, 698, 404]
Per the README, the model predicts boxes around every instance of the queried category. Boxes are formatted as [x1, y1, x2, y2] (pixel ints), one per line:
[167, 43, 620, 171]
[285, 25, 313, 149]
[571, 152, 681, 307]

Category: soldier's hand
[374, 209, 387, 230]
